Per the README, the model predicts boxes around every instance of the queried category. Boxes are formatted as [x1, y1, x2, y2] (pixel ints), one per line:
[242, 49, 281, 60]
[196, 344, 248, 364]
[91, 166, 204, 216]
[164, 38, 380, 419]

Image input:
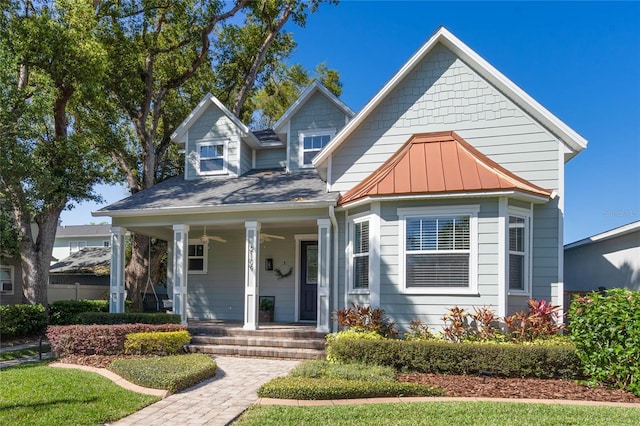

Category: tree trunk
[20, 207, 61, 306]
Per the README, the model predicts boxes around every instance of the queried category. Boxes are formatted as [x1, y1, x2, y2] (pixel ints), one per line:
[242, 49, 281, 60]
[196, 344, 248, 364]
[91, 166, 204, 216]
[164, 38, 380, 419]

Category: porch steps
[186, 325, 327, 360]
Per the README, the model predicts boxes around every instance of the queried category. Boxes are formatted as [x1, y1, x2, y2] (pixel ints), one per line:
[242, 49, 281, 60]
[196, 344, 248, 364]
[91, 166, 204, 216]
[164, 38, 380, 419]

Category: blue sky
[62, 1, 640, 244]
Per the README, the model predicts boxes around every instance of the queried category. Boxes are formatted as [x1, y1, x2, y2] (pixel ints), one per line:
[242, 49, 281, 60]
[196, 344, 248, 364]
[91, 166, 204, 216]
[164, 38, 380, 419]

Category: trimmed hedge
[48, 300, 109, 325]
[109, 354, 217, 393]
[124, 331, 191, 355]
[46, 324, 186, 356]
[326, 338, 582, 379]
[290, 360, 396, 382]
[0, 304, 47, 339]
[77, 312, 181, 325]
[258, 377, 444, 400]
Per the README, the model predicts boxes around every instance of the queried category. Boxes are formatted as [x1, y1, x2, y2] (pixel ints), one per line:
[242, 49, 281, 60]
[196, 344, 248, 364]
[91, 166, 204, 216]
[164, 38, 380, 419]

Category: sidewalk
[107, 356, 300, 426]
[0, 341, 54, 369]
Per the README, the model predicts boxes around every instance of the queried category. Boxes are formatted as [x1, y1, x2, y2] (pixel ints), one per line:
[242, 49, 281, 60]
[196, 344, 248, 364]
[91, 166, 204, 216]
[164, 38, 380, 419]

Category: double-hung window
[197, 141, 226, 175]
[400, 206, 478, 294]
[350, 219, 370, 291]
[299, 129, 334, 167]
[70, 241, 86, 253]
[508, 213, 530, 293]
[1, 265, 14, 295]
[187, 241, 207, 274]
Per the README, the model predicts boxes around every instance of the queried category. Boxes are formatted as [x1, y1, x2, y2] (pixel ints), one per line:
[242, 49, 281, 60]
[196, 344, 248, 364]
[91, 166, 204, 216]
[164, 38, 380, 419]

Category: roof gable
[273, 80, 355, 133]
[171, 93, 260, 148]
[315, 27, 587, 168]
[338, 131, 553, 206]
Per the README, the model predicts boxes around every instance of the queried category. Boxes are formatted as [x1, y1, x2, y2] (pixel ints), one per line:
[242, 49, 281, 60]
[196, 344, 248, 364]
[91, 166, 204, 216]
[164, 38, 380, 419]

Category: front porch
[108, 214, 335, 333]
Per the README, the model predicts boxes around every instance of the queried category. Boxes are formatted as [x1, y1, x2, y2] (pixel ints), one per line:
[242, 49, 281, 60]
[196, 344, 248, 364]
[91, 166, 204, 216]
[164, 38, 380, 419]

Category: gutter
[329, 204, 339, 333]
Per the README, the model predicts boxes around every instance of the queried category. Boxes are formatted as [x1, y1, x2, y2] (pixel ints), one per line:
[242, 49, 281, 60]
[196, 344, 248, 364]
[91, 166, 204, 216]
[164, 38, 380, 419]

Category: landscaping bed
[397, 373, 640, 403]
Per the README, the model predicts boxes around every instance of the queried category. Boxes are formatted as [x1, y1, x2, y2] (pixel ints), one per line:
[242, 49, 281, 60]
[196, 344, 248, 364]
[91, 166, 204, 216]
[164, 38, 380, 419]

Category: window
[1, 266, 14, 295]
[351, 220, 370, 290]
[103, 240, 110, 247]
[400, 206, 478, 293]
[508, 214, 529, 292]
[197, 141, 226, 175]
[70, 241, 87, 253]
[299, 129, 334, 167]
[187, 242, 207, 274]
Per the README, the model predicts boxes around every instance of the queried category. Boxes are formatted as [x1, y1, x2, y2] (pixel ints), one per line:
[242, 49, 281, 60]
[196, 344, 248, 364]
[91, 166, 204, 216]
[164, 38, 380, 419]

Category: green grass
[0, 344, 51, 361]
[0, 362, 159, 426]
[109, 353, 217, 393]
[235, 402, 640, 426]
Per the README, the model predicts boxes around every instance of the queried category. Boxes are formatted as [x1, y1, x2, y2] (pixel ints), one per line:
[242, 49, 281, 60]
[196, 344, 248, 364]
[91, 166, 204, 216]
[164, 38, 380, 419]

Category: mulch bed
[397, 373, 640, 404]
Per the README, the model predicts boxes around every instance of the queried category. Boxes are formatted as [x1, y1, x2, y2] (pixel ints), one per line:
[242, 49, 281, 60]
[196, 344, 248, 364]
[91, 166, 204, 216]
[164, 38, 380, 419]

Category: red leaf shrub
[46, 324, 186, 356]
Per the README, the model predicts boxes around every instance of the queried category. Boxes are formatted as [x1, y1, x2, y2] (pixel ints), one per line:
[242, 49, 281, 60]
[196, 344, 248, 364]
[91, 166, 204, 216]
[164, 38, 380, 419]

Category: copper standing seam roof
[338, 131, 553, 206]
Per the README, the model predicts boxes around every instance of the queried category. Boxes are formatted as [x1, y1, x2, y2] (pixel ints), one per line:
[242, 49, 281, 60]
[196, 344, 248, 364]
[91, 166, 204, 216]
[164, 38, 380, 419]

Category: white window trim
[398, 205, 479, 295]
[347, 212, 372, 294]
[70, 241, 87, 253]
[1, 264, 14, 295]
[196, 139, 228, 176]
[507, 206, 532, 296]
[187, 239, 208, 275]
[298, 128, 335, 168]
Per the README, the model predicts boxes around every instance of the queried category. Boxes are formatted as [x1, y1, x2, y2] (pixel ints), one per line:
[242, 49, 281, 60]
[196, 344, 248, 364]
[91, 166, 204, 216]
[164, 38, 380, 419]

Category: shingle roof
[338, 131, 553, 206]
[97, 169, 337, 215]
[50, 247, 111, 275]
[56, 224, 111, 237]
[252, 129, 283, 146]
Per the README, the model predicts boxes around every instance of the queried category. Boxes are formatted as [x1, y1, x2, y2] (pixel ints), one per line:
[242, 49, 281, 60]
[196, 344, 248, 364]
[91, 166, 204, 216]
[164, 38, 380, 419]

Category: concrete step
[190, 335, 326, 350]
[188, 325, 326, 340]
[186, 344, 325, 360]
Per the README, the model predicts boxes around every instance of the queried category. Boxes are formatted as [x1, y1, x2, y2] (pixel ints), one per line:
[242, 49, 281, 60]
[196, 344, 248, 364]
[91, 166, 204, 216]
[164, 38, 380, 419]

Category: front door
[299, 241, 318, 321]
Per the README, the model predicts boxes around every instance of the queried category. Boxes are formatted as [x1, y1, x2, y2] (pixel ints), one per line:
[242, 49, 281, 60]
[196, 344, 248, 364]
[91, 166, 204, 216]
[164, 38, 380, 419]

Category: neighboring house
[94, 27, 587, 332]
[0, 255, 23, 305]
[564, 221, 640, 293]
[52, 224, 112, 262]
[49, 247, 111, 303]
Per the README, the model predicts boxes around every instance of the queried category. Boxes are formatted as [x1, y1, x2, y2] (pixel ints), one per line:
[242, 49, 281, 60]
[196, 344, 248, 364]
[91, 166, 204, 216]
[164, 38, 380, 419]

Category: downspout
[329, 204, 339, 332]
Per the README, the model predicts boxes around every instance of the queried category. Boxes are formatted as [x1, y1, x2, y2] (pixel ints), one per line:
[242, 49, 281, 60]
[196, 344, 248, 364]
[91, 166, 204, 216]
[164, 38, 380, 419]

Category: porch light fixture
[265, 258, 273, 271]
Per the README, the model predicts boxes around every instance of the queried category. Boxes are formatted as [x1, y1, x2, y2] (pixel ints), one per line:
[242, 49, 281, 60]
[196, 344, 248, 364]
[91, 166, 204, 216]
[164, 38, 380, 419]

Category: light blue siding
[255, 148, 286, 170]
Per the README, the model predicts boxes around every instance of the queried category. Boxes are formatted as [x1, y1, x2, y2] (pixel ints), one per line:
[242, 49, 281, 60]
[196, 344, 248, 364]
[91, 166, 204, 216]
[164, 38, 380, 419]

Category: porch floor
[187, 320, 318, 332]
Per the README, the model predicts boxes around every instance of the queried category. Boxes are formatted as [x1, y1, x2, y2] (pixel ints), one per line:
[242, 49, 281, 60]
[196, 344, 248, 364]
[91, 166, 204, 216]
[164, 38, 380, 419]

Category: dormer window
[197, 140, 227, 175]
[299, 129, 335, 167]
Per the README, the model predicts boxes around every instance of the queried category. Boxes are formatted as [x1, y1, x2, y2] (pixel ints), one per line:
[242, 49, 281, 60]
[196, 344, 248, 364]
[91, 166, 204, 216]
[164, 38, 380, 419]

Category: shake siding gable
[185, 104, 243, 180]
[330, 43, 561, 193]
[289, 91, 349, 172]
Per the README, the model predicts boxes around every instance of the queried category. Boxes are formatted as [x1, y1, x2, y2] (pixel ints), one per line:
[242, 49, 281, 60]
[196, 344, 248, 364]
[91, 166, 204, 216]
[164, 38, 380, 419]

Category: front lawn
[235, 401, 640, 426]
[0, 362, 159, 426]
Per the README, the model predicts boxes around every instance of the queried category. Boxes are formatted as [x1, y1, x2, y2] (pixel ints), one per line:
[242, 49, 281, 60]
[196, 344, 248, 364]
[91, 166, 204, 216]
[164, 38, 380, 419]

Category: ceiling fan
[201, 225, 227, 243]
[261, 233, 285, 243]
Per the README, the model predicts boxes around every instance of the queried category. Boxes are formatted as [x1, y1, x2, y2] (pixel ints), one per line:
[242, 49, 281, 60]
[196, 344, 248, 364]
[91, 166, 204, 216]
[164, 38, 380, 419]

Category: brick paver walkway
[107, 356, 299, 426]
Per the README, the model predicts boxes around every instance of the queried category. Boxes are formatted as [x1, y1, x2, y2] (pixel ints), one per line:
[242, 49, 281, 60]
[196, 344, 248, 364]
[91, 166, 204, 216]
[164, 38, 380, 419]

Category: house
[94, 27, 587, 332]
[48, 247, 111, 302]
[564, 221, 640, 295]
[0, 255, 22, 305]
[52, 224, 112, 263]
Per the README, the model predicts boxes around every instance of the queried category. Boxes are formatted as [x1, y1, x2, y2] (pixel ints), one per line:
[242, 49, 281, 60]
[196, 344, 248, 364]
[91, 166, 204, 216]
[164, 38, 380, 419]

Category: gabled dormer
[171, 93, 263, 180]
[272, 81, 355, 173]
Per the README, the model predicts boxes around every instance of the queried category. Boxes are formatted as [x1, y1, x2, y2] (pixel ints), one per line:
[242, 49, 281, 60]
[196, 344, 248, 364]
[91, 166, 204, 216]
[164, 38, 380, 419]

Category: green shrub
[109, 354, 216, 393]
[48, 300, 109, 325]
[76, 312, 181, 325]
[325, 329, 384, 362]
[258, 376, 443, 400]
[124, 331, 191, 355]
[0, 304, 47, 339]
[290, 360, 396, 382]
[326, 338, 582, 379]
[569, 289, 640, 395]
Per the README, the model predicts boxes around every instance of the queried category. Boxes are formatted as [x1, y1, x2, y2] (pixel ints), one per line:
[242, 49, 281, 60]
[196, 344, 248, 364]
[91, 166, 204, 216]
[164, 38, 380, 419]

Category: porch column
[109, 227, 126, 313]
[172, 225, 189, 324]
[317, 219, 331, 333]
[244, 221, 260, 330]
